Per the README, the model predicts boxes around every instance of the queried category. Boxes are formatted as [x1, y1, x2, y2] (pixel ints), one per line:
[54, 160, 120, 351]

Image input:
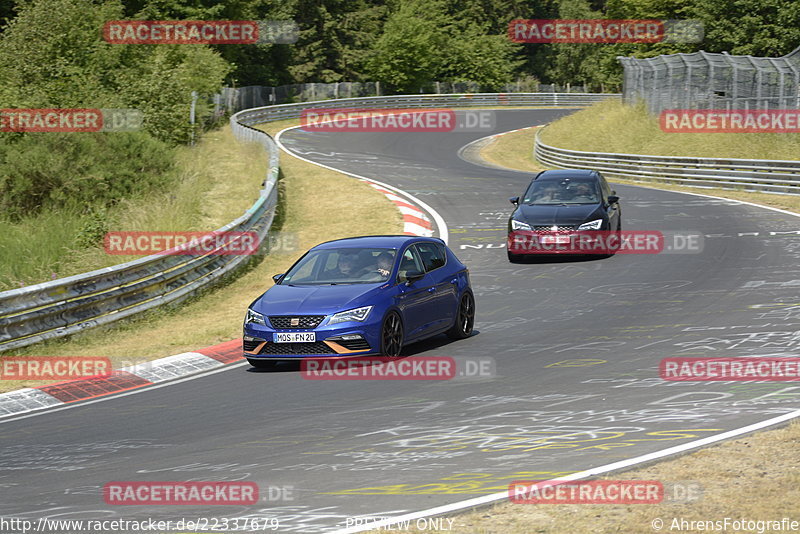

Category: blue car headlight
[511, 219, 532, 231]
[245, 308, 266, 326]
[577, 219, 603, 230]
[329, 306, 373, 325]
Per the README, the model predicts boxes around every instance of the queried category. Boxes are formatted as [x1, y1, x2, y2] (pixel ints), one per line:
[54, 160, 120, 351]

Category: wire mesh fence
[212, 80, 598, 115]
[619, 46, 800, 114]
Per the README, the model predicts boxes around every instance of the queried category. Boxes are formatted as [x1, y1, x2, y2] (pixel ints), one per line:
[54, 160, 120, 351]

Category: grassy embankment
[0, 129, 265, 290]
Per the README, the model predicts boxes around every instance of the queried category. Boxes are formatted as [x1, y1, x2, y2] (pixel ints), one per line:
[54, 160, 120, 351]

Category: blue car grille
[268, 315, 325, 329]
[258, 341, 336, 355]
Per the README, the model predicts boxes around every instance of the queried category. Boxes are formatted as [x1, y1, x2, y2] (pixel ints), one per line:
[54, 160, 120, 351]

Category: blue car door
[395, 245, 438, 340]
[415, 242, 458, 331]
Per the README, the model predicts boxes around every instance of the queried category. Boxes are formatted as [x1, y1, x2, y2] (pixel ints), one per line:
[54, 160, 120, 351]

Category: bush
[0, 132, 175, 220]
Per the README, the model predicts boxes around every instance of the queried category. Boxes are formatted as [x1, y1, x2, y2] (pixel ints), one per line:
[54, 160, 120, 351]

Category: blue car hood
[518, 203, 603, 226]
[253, 283, 383, 315]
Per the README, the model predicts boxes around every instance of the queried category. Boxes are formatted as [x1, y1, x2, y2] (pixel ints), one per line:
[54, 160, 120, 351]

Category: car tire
[507, 250, 522, 263]
[446, 291, 475, 340]
[380, 311, 404, 358]
[247, 358, 276, 369]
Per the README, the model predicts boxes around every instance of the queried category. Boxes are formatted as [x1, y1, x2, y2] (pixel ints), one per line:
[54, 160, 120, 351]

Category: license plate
[273, 332, 316, 343]
[541, 235, 571, 244]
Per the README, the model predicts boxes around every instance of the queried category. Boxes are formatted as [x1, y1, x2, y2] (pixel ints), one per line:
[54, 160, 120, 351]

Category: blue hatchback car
[243, 235, 474, 367]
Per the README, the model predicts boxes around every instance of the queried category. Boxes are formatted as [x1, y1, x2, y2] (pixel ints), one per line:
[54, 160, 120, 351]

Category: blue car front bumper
[243, 315, 384, 360]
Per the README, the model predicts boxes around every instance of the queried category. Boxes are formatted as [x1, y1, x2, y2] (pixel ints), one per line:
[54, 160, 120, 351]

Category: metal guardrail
[0, 93, 616, 352]
[231, 93, 618, 124]
[535, 130, 800, 195]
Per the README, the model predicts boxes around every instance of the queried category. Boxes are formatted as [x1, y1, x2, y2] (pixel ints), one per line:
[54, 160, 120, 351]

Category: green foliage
[514, 0, 800, 90]
[366, 0, 521, 92]
[0, 0, 230, 144]
[541, 0, 605, 86]
[116, 46, 230, 144]
[0, 0, 232, 218]
[76, 205, 114, 249]
[690, 0, 800, 57]
[366, 1, 448, 91]
[0, 132, 175, 220]
[286, 0, 389, 84]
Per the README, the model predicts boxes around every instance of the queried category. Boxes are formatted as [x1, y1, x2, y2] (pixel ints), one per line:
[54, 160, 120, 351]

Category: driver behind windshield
[359, 252, 394, 281]
[569, 182, 598, 202]
[326, 252, 359, 279]
[526, 182, 560, 203]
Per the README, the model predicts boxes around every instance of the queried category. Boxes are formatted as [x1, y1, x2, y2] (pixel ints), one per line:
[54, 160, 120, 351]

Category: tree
[541, 0, 605, 86]
[691, 0, 800, 57]
[367, 0, 520, 92]
[366, 0, 448, 91]
[0, 0, 231, 218]
[0, 0, 230, 143]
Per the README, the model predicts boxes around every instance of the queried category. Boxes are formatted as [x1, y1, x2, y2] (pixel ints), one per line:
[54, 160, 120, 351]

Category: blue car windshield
[523, 179, 599, 205]
[281, 248, 397, 285]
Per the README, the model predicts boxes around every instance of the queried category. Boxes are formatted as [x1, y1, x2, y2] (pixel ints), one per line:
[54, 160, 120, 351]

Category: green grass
[540, 99, 800, 160]
[0, 209, 86, 288]
[0, 128, 265, 290]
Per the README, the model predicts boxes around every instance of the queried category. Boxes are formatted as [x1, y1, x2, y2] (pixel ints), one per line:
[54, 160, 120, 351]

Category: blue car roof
[313, 235, 443, 250]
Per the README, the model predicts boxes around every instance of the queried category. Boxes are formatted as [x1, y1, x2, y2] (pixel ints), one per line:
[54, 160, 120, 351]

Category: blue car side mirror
[404, 270, 425, 285]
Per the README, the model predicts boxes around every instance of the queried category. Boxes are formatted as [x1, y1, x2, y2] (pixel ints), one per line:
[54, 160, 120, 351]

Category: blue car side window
[416, 242, 446, 273]
[397, 246, 425, 283]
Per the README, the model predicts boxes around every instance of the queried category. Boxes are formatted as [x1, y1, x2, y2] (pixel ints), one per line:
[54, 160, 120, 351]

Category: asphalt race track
[3, 109, 800, 533]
